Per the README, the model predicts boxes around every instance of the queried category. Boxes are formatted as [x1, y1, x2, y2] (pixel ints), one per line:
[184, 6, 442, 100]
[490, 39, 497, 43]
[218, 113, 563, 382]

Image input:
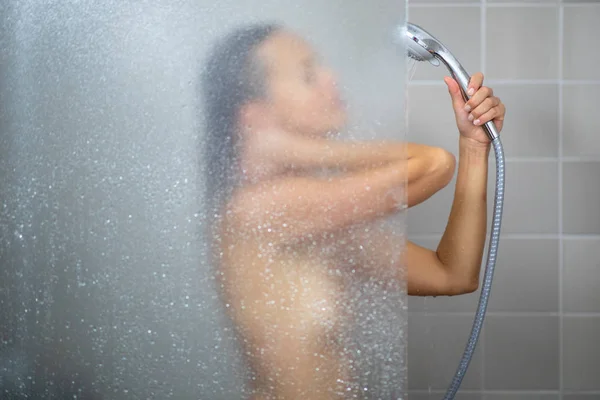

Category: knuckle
[475, 99, 492, 116]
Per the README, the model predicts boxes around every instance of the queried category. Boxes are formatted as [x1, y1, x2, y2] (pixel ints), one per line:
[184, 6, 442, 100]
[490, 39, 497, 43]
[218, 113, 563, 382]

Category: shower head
[400, 23, 468, 88]
[403, 24, 440, 66]
[398, 22, 499, 141]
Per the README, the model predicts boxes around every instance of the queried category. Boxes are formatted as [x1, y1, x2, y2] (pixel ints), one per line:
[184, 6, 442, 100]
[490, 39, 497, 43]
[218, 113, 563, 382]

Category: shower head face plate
[404, 24, 440, 66]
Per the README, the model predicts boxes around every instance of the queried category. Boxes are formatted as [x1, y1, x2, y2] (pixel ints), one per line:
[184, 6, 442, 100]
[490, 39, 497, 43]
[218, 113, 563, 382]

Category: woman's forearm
[279, 134, 444, 171]
[272, 134, 456, 207]
[436, 137, 490, 290]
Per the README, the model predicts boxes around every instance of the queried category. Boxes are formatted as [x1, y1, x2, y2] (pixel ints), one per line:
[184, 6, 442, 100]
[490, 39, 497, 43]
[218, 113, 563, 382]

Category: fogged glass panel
[0, 1, 408, 399]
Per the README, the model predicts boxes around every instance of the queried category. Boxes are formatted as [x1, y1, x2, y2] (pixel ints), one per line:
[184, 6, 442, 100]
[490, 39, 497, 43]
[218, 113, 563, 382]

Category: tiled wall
[406, 0, 600, 399]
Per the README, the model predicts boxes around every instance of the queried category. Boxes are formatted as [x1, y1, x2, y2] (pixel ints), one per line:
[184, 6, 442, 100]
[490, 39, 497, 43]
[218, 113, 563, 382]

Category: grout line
[410, 311, 600, 318]
[408, 3, 481, 8]
[409, 233, 600, 240]
[504, 157, 558, 162]
[507, 157, 600, 162]
[411, 156, 600, 162]
[560, 80, 600, 85]
[409, 2, 557, 7]
[408, 1, 600, 7]
[409, 312, 561, 317]
[409, 390, 565, 395]
[563, 313, 600, 318]
[561, 234, 600, 240]
[410, 313, 600, 321]
[410, 391, 600, 398]
[486, 3, 561, 8]
[409, 79, 600, 85]
[558, 3, 565, 399]
[563, 157, 600, 162]
[563, 2, 600, 8]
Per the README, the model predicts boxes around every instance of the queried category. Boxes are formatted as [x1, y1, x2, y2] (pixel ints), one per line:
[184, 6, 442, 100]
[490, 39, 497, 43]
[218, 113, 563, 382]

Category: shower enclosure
[1, 1, 408, 398]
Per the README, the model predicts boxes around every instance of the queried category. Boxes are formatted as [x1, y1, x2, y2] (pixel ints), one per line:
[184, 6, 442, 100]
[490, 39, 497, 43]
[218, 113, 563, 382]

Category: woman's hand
[444, 73, 506, 147]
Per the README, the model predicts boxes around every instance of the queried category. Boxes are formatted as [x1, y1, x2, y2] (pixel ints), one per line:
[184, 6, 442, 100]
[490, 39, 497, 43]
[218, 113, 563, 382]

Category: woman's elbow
[419, 146, 455, 191]
[447, 276, 479, 295]
[438, 265, 480, 296]
[405, 147, 456, 208]
[461, 279, 479, 294]
[432, 147, 456, 189]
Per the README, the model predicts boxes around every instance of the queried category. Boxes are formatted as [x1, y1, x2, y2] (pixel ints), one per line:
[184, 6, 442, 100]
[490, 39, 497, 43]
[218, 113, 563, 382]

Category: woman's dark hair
[201, 23, 281, 224]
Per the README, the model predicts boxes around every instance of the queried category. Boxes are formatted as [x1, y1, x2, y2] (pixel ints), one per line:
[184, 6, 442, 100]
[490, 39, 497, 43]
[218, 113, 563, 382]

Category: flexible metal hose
[443, 136, 505, 400]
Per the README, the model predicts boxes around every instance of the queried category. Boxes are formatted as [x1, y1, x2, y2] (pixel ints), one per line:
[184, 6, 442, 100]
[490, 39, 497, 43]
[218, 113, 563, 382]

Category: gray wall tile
[563, 84, 600, 157]
[563, 317, 600, 390]
[499, 161, 559, 234]
[408, 314, 483, 390]
[407, 84, 461, 155]
[493, 84, 559, 157]
[484, 316, 559, 390]
[563, 6, 600, 80]
[563, 238, 600, 312]
[486, 7, 559, 80]
[487, 239, 559, 313]
[563, 162, 600, 234]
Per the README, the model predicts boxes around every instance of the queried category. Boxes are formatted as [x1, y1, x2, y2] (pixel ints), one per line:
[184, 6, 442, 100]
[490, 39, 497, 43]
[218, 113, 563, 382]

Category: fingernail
[464, 104, 471, 112]
[467, 88, 475, 96]
[468, 114, 474, 122]
[473, 119, 481, 125]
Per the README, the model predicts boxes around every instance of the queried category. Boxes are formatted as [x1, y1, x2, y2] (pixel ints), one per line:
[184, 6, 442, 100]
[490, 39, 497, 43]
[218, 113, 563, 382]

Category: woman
[202, 23, 505, 399]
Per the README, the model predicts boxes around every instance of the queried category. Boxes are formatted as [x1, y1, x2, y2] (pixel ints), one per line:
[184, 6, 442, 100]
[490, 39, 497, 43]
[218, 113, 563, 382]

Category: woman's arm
[228, 144, 454, 246]
[334, 73, 504, 296]
[336, 138, 489, 296]
[270, 131, 446, 172]
[406, 138, 489, 295]
[408, 73, 505, 295]
[255, 131, 456, 208]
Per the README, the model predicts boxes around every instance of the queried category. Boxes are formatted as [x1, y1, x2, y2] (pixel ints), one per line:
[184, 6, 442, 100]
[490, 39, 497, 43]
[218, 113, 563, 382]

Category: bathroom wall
[406, 0, 600, 399]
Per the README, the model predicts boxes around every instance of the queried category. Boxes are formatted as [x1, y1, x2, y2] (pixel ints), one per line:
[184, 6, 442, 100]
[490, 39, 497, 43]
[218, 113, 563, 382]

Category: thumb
[444, 76, 466, 113]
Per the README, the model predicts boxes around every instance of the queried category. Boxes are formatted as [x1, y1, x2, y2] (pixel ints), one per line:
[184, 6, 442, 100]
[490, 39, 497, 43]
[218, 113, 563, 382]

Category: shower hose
[442, 136, 505, 400]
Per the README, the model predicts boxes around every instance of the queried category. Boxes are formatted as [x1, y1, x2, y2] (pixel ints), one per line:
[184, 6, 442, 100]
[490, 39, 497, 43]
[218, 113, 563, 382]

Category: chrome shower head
[402, 24, 439, 66]
[399, 22, 499, 141]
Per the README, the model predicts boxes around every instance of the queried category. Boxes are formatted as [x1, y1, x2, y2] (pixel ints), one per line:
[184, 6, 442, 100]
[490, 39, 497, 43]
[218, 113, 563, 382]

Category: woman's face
[256, 31, 347, 137]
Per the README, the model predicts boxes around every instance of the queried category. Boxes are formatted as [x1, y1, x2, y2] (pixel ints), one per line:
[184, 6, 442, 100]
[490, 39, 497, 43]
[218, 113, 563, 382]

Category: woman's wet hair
[201, 22, 281, 223]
